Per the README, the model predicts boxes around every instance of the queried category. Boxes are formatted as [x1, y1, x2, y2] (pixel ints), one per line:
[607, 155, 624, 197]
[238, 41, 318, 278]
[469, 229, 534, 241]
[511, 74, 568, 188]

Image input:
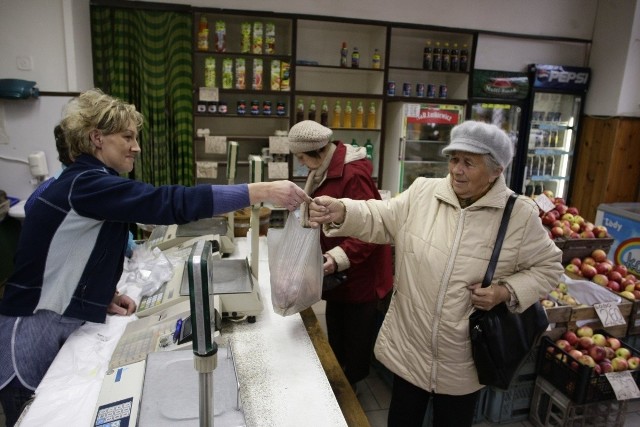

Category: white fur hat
[442, 121, 514, 169]
[288, 120, 333, 154]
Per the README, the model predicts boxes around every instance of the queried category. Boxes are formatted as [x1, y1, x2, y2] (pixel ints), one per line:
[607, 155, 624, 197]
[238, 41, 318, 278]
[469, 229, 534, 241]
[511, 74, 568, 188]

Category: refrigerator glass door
[523, 92, 582, 200]
[470, 102, 522, 189]
[400, 103, 465, 191]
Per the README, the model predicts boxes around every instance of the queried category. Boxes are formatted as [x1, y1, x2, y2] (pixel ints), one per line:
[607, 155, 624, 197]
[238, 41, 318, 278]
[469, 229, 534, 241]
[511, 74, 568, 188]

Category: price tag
[605, 371, 640, 400]
[594, 302, 626, 327]
[198, 87, 219, 102]
[269, 136, 289, 154]
[204, 136, 227, 154]
[534, 194, 555, 213]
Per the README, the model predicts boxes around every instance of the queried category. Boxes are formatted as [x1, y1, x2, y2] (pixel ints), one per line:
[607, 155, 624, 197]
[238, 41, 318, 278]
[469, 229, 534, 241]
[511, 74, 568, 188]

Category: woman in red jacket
[288, 120, 393, 388]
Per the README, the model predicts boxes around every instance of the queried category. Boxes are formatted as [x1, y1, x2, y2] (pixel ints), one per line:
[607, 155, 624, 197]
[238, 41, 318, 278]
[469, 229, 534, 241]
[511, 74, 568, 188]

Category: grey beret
[442, 121, 514, 169]
[288, 120, 333, 154]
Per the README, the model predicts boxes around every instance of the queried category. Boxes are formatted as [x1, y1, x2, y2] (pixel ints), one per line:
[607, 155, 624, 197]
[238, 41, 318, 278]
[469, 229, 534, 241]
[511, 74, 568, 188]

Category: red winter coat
[315, 141, 393, 303]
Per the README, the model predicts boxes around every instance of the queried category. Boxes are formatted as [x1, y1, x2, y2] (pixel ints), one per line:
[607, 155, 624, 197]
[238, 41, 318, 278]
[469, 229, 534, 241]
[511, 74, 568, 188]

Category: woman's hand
[249, 181, 311, 211]
[468, 282, 510, 311]
[108, 293, 137, 316]
[323, 253, 337, 276]
[308, 196, 345, 228]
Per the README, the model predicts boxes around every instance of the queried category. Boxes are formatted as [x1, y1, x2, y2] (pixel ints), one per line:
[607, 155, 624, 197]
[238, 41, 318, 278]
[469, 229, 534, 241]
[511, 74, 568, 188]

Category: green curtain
[90, 5, 193, 186]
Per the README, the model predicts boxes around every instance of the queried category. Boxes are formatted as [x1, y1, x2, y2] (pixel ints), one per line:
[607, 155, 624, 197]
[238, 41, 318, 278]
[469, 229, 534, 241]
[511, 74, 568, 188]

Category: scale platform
[138, 347, 245, 426]
[180, 258, 254, 296]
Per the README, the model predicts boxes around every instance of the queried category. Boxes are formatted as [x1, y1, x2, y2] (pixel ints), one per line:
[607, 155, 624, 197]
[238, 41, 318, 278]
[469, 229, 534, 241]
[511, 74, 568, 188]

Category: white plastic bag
[267, 213, 323, 316]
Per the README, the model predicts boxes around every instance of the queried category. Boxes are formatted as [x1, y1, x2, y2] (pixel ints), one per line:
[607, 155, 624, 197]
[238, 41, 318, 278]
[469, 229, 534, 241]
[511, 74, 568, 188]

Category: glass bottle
[460, 44, 469, 72]
[351, 47, 360, 68]
[364, 139, 374, 160]
[354, 101, 364, 128]
[308, 99, 317, 121]
[320, 100, 329, 126]
[367, 102, 377, 129]
[442, 42, 451, 71]
[343, 101, 352, 128]
[433, 41, 442, 71]
[372, 49, 381, 69]
[451, 43, 460, 72]
[340, 42, 348, 67]
[422, 40, 433, 70]
[295, 99, 305, 123]
[332, 100, 342, 128]
[351, 138, 359, 147]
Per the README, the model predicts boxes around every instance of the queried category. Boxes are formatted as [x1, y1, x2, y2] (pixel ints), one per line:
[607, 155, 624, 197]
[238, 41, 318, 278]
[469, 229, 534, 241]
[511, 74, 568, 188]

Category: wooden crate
[555, 237, 614, 264]
[618, 293, 640, 336]
[543, 299, 632, 340]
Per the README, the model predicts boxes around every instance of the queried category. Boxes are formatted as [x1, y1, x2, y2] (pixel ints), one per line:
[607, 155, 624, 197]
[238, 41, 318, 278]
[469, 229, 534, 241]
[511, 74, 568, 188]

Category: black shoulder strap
[482, 193, 518, 287]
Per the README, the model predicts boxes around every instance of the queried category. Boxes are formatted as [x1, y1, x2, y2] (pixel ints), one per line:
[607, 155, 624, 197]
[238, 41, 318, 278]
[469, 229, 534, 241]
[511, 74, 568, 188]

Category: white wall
[0, 0, 635, 199]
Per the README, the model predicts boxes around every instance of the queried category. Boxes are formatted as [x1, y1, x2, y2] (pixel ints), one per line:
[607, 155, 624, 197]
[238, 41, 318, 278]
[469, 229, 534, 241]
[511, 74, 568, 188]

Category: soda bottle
[526, 154, 534, 179]
[534, 182, 544, 196]
[340, 42, 348, 67]
[367, 102, 377, 129]
[531, 156, 540, 177]
[295, 99, 305, 123]
[354, 101, 364, 128]
[451, 43, 460, 72]
[364, 139, 374, 160]
[320, 100, 329, 126]
[351, 138, 359, 147]
[422, 40, 433, 70]
[433, 42, 442, 71]
[332, 100, 342, 128]
[545, 156, 555, 176]
[460, 44, 469, 72]
[308, 99, 317, 121]
[372, 49, 381, 69]
[442, 42, 451, 71]
[351, 47, 360, 68]
[343, 100, 353, 128]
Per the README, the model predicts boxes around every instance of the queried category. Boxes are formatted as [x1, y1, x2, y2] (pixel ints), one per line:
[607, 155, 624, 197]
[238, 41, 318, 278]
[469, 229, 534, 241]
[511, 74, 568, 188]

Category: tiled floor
[312, 301, 640, 427]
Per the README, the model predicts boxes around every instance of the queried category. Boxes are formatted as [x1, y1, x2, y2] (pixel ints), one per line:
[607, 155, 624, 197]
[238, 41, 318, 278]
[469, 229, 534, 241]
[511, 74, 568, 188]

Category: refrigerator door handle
[399, 137, 406, 161]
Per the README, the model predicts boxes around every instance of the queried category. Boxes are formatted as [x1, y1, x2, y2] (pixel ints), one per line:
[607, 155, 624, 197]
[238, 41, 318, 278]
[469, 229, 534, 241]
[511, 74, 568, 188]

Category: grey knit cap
[442, 121, 514, 169]
[288, 120, 333, 154]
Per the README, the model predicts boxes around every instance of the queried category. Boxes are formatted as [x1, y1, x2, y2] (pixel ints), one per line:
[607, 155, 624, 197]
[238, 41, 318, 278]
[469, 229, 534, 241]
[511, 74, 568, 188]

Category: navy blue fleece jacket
[1, 154, 248, 323]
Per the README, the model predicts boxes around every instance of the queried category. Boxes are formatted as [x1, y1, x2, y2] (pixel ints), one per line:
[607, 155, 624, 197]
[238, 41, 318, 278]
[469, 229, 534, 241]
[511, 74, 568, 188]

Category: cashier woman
[0, 88, 310, 426]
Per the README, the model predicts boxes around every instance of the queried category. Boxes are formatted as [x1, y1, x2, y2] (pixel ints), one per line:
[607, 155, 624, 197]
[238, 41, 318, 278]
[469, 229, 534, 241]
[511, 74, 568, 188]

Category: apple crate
[557, 237, 614, 264]
[536, 331, 640, 404]
[618, 292, 640, 336]
[529, 377, 627, 427]
[543, 299, 632, 340]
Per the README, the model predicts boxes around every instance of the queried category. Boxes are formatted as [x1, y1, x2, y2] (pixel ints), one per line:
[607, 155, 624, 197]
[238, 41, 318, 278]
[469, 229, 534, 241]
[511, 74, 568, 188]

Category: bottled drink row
[387, 82, 447, 98]
[422, 40, 470, 72]
[296, 99, 378, 129]
[529, 129, 562, 148]
[339, 42, 382, 69]
[197, 17, 279, 55]
[350, 138, 375, 161]
[204, 57, 291, 91]
[526, 154, 558, 178]
[196, 99, 287, 116]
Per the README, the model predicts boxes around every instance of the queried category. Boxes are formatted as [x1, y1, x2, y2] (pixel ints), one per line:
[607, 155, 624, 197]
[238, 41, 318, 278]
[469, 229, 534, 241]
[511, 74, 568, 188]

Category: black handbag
[469, 193, 549, 390]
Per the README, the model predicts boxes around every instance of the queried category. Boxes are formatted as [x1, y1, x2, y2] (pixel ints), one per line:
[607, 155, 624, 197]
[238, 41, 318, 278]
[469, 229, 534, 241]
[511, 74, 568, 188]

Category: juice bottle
[240, 22, 251, 53]
[343, 101, 352, 128]
[366, 102, 377, 128]
[308, 99, 317, 121]
[197, 16, 209, 51]
[221, 58, 233, 89]
[351, 47, 360, 68]
[332, 100, 342, 128]
[433, 42, 442, 71]
[204, 57, 216, 87]
[372, 49, 381, 69]
[214, 21, 226, 53]
[265, 22, 276, 55]
[354, 101, 364, 128]
[340, 42, 348, 67]
[422, 40, 433, 70]
[252, 22, 263, 54]
[320, 100, 329, 126]
[295, 99, 305, 123]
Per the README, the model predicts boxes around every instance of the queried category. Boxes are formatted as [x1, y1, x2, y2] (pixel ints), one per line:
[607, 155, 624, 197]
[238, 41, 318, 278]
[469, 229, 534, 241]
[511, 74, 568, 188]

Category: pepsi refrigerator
[381, 102, 466, 194]
[468, 69, 531, 191]
[521, 64, 590, 201]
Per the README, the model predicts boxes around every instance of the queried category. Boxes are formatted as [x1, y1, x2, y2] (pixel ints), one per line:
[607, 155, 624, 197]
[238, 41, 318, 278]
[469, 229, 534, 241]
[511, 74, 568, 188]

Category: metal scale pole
[226, 141, 238, 246]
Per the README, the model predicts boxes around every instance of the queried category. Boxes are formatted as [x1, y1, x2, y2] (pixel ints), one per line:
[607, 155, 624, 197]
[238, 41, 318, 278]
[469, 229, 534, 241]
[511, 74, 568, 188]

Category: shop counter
[18, 236, 363, 427]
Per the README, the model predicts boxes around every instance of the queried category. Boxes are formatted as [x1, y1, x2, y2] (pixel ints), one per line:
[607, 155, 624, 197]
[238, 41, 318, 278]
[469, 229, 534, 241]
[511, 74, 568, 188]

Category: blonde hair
[61, 88, 144, 159]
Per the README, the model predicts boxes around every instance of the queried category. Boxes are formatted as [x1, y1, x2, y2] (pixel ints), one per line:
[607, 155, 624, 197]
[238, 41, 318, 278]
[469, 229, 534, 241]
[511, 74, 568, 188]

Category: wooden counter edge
[300, 307, 371, 427]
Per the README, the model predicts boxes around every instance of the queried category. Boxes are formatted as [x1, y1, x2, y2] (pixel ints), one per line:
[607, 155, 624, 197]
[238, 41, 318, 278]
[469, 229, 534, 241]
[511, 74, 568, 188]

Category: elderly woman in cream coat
[308, 121, 563, 427]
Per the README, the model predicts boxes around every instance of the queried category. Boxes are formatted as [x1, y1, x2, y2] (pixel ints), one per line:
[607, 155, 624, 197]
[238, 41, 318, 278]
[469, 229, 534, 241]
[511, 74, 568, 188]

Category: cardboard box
[595, 203, 640, 278]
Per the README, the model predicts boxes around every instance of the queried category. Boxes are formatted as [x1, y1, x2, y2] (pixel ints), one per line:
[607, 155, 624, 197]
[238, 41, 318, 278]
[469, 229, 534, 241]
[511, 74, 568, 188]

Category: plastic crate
[422, 387, 487, 426]
[485, 380, 535, 423]
[529, 377, 627, 426]
[537, 331, 640, 404]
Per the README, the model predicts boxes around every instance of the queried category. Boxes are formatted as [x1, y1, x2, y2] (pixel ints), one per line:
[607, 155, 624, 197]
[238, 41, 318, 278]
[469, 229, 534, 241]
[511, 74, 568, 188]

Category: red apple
[570, 257, 582, 268]
[592, 333, 607, 346]
[555, 339, 573, 352]
[578, 354, 596, 367]
[565, 264, 581, 275]
[606, 337, 621, 350]
[604, 346, 616, 360]
[583, 257, 596, 267]
[567, 206, 580, 215]
[578, 336, 595, 350]
[555, 203, 568, 215]
[633, 290, 640, 300]
[593, 225, 609, 238]
[580, 230, 595, 239]
[592, 274, 609, 287]
[581, 264, 597, 279]
[599, 360, 614, 373]
[608, 270, 623, 282]
[569, 349, 584, 360]
[577, 326, 594, 338]
[541, 212, 557, 226]
[607, 281, 621, 292]
[614, 264, 629, 276]
[591, 249, 608, 263]
[563, 331, 580, 346]
[551, 226, 564, 238]
[612, 356, 629, 371]
[596, 262, 613, 275]
[589, 345, 607, 362]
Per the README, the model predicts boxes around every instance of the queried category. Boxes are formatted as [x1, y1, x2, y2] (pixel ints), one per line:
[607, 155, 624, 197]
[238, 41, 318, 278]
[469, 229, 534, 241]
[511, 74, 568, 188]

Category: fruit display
[537, 191, 610, 240]
[565, 249, 640, 299]
[547, 326, 639, 374]
[541, 281, 586, 308]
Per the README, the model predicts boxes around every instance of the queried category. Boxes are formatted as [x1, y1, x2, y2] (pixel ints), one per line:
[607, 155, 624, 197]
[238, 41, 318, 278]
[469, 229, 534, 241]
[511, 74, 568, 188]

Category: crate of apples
[538, 192, 609, 241]
[565, 248, 639, 299]
[539, 326, 640, 403]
